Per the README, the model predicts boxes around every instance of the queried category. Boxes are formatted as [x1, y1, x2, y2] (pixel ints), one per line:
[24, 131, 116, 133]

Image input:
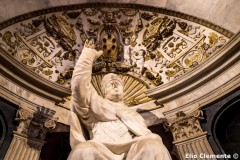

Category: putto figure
[123, 37, 133, 65]
[133, 49, 146, 75]
[68, 39, 172, 160]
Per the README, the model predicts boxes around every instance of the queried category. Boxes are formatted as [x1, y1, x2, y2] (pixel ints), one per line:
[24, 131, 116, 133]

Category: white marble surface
[0, 0, 239, 32]
[165, 0, 240, 33]
[163, 60, 240, 120]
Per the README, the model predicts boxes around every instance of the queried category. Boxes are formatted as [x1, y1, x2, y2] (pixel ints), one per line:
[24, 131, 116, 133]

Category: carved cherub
[133, 49, 146, 74]
[123, 37, 133, 66]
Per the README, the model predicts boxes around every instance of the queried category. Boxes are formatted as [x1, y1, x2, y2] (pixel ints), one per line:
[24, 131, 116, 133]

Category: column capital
[4, 106, 58, 160]
[15, 106, 58, 141]
[165, 108, 204, 143]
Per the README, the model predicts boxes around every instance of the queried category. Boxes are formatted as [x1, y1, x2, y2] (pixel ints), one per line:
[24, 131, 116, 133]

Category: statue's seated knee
[133, 138, 164, 152]
[69, 142, 101, 159]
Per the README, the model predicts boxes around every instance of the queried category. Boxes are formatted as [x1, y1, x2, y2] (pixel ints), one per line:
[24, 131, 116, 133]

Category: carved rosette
[165, 109, 204, 142]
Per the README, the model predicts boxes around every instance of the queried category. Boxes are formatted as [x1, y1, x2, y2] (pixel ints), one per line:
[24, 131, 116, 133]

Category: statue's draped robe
[68, 48, 172, 160]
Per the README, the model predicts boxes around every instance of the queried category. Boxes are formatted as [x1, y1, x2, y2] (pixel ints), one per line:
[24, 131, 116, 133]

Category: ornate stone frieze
[165, 109, 204, 142]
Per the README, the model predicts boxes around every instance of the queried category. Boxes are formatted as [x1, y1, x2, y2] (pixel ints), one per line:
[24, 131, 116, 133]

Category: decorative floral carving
[44, 15, 76, 51]
[44, 119, 57, 129]
[141, 12, 155, 21]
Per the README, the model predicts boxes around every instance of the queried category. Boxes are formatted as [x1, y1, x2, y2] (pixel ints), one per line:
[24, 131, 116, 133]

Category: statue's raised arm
[71, 39, 118, 128]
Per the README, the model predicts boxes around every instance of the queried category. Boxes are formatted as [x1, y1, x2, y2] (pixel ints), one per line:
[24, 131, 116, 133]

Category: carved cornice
[162, 74, 240, 121]
[0, 3, 233, 38]
[146, 31, 240, 103]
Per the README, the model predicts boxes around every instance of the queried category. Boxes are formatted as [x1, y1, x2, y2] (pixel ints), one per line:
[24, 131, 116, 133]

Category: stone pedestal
[165, 109, 216, 160]
[4, 106, 58, 160]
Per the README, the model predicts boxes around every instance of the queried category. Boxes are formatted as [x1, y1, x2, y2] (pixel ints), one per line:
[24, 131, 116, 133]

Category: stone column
[165, 109, 216, 160]
[4, 106, 58, 160]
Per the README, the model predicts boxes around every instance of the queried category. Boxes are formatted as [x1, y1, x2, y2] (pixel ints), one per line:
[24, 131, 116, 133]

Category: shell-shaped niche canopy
[0, 3, 233, 109]
[91, 73, 152, 106]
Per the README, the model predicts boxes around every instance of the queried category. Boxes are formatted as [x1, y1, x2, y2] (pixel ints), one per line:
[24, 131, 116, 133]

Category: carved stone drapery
[4, 106, 58, 160]
[165, 109, 216, 160]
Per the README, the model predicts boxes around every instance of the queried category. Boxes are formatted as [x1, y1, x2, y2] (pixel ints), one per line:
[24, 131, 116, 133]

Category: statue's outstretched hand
[84, 39, 103, 59]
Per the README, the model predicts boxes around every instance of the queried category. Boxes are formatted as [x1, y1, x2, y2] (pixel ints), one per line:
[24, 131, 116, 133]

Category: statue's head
[101, 73, 124, 102]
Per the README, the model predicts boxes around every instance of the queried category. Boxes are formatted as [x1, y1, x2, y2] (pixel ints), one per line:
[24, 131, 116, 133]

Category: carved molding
[0, 74, 56, 110]
[162, 72, 240, 121]
[164, 108, 217, 160]
[0, 47, 71, 102]
[0, 3, 233, 38]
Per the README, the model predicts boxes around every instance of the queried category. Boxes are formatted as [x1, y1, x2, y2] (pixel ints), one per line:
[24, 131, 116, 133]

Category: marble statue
[68, 39, 172, 160]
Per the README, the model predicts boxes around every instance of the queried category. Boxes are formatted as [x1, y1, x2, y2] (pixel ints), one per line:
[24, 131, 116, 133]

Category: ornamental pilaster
[4, 106, 58, 160]
[165, 109, 216, 160]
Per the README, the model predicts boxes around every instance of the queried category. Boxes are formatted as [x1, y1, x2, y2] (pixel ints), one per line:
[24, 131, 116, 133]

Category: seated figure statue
[68, 39, 172, 160]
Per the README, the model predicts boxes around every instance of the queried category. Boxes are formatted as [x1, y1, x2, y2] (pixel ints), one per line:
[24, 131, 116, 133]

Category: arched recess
[201, 89, 240, 156]
[0, 111, 7, 149]
[0, 98, 18, 159]
[213, 96, 240, 155]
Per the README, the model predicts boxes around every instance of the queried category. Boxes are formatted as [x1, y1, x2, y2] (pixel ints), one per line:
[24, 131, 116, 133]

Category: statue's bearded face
[104, 80, 124, 102]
